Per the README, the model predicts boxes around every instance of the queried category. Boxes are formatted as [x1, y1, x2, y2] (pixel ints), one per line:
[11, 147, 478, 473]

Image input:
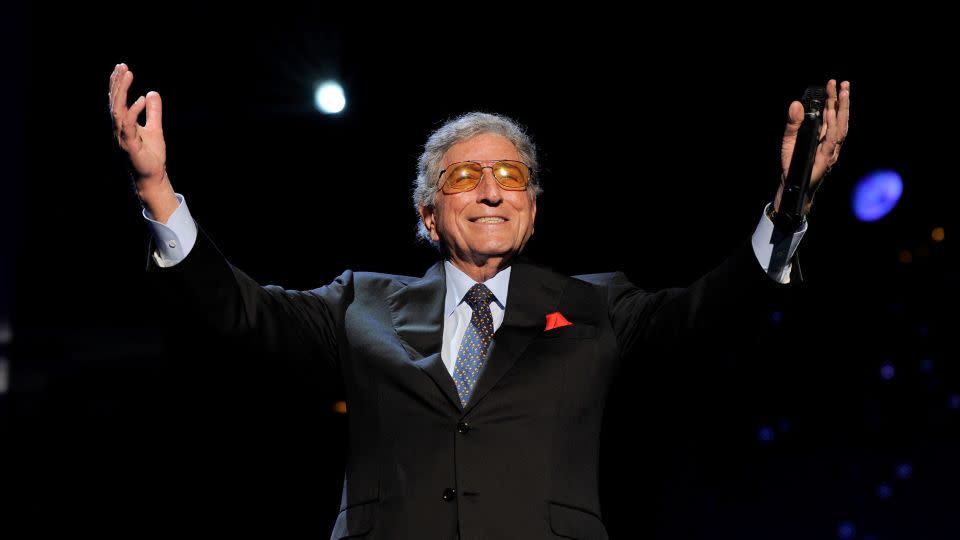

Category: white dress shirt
[440, 261, 511, 377]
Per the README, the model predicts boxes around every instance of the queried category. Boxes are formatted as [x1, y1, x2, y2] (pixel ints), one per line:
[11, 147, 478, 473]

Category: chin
[475, 244, 516, 259]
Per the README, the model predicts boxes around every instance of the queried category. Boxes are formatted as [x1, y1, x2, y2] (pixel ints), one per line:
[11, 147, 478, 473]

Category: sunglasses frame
[436, 160, 531, 194]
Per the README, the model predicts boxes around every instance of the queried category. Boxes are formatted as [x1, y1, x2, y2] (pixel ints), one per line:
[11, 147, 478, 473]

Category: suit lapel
[463, 258, 566, 416]
[386, 262, 463, 411]
[387, 258, 567, 416]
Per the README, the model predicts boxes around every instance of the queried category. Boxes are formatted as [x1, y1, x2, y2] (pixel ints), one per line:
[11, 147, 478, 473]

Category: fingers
[144, 91, 163, 130]
[822, 97, 838, 148]
[110, 64, 136, 143]
[118, 79, 140, 146]
[784, 100, 804, 136]
[820, 79, 837, 141]
[109, 64, 126, 119]
[115, 66, 133, 119]
[837, 80, 850, 141]
[109, 63, 162, 150]
[822, 79, 851, 156]
[109, 64, 124, 104]
[780, 101, 805, 174]
[825, 79, 838, 116]
[127, 95, 147, 134]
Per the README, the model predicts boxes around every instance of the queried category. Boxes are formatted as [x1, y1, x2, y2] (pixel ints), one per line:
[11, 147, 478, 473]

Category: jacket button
[442, 488, 457, 501]
[457, 421, 471, 434]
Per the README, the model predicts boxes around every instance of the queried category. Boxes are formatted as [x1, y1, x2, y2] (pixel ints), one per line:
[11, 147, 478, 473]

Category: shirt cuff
[143, 193, 198, 268]
[751, 203, 807, 284]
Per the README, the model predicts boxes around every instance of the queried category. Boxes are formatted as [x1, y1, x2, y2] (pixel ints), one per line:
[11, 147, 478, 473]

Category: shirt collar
[443, 261, 510, 317]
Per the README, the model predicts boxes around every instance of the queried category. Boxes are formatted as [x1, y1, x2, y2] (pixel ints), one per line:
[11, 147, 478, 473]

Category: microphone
[774, 85, 826, 231]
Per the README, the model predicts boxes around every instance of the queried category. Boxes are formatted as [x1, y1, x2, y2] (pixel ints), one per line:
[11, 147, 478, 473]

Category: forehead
[443, 133, 521, 166]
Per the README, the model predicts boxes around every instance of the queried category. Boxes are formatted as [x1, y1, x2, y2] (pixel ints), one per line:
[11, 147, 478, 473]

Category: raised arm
[109, 62, 178, 223]
[108, 63, 344, 375]
[598, 78, 852, 357]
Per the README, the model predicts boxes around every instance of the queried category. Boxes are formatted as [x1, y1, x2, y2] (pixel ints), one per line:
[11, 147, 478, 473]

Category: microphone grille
[801, 85, 827, 114]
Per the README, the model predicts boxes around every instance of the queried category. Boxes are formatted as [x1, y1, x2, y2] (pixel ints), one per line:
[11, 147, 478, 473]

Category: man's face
[420, 133, 537, 268]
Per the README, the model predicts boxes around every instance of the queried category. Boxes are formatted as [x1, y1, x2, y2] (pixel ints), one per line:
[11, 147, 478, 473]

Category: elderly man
[109, 63, 850, 540]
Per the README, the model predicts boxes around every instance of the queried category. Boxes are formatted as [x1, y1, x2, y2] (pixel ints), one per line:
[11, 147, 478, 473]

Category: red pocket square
[544, 311, 574, 331]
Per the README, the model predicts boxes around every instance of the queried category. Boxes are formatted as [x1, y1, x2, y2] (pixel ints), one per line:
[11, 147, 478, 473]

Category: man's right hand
[109, 63, 178, 223]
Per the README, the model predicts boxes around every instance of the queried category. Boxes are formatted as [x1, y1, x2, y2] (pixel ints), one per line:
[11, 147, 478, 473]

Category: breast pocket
[538, 323, 598, 340]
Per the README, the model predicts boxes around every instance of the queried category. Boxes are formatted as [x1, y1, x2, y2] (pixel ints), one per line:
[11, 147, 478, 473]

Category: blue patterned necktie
[453, 283, 495, 407]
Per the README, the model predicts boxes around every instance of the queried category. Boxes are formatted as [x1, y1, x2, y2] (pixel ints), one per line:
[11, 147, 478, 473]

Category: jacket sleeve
[145, 224, 351, 376]
[582, 240, 792, 359]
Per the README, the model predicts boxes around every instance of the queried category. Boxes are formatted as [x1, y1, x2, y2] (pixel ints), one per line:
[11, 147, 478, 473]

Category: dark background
[6, 4, 959, 538]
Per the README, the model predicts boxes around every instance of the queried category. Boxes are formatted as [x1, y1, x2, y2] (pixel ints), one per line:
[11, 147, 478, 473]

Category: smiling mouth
[470, 217, 508, 223]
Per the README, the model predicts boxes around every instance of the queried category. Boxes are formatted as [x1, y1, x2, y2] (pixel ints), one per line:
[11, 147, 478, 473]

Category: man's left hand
[775, 79, 851, 215]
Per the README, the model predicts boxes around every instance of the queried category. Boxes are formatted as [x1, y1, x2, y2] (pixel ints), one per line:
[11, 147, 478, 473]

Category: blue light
[758, 426, 775, 443]
[837, 521, 856, 539]
[920, 358, 935, 373]
[896, 462, 912, 480]
[771, 311, 783, 324]
[852, 169, 903, 222]
[880, 362, 895, 380]
[949, 394, 960, 409]
[877, 482, 893, 499]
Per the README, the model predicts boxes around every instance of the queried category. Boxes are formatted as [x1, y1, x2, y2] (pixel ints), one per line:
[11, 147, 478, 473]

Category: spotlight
[880, 362, 895, 380]
[315, 81, 346, 114]
[837, 521, 856, 539]
[852, 169, 903, 222]
[949, 394, 960, 409]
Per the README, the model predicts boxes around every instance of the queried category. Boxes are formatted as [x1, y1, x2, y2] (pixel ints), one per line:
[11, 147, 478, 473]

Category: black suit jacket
[150, 227, 785, 540]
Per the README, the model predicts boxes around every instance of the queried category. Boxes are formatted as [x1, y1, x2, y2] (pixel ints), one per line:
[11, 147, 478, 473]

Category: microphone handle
[775, 105, 823, 231]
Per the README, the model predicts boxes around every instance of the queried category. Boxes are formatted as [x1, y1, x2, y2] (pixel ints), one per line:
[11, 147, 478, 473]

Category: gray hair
[413, 112, 541, 245]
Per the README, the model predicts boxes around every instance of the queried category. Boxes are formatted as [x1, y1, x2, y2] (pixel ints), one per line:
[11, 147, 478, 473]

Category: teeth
[475, 217, 505, 223]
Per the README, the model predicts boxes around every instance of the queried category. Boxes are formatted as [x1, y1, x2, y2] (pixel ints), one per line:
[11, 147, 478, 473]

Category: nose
[475, 166, 503, 204]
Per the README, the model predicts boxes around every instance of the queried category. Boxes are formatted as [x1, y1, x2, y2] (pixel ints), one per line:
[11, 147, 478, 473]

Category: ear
[418, 203, 441, 242]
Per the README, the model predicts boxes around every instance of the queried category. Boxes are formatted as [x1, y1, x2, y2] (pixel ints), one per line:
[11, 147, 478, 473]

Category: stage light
[877, 482, 893, 499]
[949, 394, 960, 409]
[896, 462, 912, 480]
[315, 81, 346, 114]
[837, 521, 856, 539]
[852, 169, 903, 222]
[770, 311, 783, 325]
[920, 358, 934, 373]
[333, 401, 348, 414]
[758, 426, 775, 443]
[880, 362, 895, 380]
[932, 227, 945, 242]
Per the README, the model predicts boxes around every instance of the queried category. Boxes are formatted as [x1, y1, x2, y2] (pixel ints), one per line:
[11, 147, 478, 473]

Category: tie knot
[464, 283, 494, 310]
